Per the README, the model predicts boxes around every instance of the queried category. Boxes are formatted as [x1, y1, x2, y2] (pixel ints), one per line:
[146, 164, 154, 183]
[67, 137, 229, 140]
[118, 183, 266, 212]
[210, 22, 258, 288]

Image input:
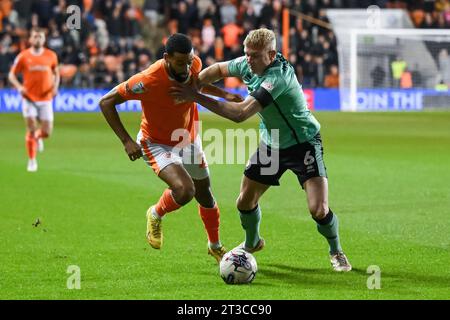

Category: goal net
[347, 29, 450, 111]
[326, 9, 450, 111]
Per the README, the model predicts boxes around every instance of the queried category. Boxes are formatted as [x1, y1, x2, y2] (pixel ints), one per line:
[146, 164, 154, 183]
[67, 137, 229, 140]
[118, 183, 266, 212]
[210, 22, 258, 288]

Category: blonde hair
[244, 28, 276, 51]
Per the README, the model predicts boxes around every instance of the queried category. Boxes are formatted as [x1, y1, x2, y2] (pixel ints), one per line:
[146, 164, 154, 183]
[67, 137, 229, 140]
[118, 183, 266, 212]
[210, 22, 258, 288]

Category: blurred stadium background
[0, 0, 449, 111]
[1, 1, 450, 300]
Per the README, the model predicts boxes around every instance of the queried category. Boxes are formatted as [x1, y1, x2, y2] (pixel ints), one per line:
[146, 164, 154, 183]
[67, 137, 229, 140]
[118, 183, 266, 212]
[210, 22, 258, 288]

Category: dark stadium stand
[0, 0, 449, 89]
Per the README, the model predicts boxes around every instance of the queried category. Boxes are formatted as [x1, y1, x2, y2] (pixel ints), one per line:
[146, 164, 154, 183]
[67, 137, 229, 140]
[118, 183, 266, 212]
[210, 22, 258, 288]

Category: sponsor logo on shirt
[29, 65, 50, 72]
[131, 81, 146, 94]
[261, 81, 274, 92]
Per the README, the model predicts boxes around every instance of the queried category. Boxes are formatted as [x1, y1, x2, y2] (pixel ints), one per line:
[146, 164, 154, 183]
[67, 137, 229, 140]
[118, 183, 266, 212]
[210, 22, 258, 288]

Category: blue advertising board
[0, 88, 447, 113]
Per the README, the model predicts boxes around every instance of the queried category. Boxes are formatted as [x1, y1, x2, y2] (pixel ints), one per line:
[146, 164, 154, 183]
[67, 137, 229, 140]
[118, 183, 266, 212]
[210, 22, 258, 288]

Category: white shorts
[22, 99, 54, 122]
[137, 131, 209, 180]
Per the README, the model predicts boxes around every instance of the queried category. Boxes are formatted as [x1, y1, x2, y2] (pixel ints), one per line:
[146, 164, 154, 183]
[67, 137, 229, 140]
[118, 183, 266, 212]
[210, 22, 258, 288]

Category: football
[219, 248, 258, 284]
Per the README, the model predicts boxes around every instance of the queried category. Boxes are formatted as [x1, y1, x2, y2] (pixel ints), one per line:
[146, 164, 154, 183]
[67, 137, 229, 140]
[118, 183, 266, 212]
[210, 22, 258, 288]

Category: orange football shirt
[117, 55, 202, 147]
[10, 48, 58, 102]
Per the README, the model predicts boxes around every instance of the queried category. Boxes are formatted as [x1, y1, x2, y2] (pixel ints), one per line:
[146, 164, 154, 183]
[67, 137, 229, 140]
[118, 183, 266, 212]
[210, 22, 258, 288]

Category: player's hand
[52, 87, 59, 97]
[18, 86, 26, 97]
[169, 83, 198, 102]
[123, 139, 143, 161]
[224, 92, 244, 102]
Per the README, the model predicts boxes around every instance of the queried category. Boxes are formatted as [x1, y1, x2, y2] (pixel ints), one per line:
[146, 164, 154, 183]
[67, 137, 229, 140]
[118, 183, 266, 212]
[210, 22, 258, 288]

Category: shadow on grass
[259, 263, 450, 290]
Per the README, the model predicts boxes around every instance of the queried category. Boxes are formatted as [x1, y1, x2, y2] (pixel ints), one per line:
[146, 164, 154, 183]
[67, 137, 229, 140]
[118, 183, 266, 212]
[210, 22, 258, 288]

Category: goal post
[346, 28, 450, 111]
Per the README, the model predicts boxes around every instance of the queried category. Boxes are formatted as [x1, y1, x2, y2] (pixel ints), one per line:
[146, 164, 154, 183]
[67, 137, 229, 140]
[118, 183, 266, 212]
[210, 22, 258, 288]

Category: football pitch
[0, 111, 449, 300]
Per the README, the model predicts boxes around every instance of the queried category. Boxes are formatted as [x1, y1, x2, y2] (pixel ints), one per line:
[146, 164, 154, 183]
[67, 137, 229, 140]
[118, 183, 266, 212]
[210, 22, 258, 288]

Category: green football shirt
[228, 52, 320, 149]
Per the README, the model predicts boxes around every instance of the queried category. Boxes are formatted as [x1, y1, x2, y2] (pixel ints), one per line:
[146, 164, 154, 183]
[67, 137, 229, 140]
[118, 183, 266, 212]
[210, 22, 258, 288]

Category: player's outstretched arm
[197, 61, 244, 102]
[170, 84, 261, 123]
[198, 62, 230, 85]
[200, 84, 244, 102]
[99, 87, 142, 161]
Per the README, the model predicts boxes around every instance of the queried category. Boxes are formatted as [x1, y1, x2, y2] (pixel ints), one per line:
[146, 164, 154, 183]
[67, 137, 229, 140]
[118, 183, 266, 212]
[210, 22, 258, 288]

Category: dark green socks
[314, 209, 343, 254]
[239, 205, 261, 248]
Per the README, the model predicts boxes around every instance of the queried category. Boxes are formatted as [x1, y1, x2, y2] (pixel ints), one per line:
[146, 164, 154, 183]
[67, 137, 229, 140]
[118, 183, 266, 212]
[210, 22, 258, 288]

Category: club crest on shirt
[131, 81, 146, 94]
[261, 81, 274, 92]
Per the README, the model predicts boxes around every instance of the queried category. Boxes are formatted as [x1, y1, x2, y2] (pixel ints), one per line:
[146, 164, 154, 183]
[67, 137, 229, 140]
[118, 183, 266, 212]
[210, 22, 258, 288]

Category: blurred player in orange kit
[8, 27, 60, 172]
[99, 33, 242, 262]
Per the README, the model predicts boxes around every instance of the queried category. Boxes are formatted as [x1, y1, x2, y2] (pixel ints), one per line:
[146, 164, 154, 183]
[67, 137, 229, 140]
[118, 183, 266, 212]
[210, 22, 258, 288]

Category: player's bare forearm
[198, 62, 229, 84]
[99, 88, 142, 161]
[169, 81, 259, 123]
[200, 84, 244, 102]
[192, 91, 250, 123]
[99, 89, 133, 144]
[53, 69, 60, 93]
[200, 84, 227, 98]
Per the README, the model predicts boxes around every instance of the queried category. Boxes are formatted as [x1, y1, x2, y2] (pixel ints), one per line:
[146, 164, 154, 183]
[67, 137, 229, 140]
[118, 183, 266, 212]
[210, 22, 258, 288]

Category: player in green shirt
[170, 28, 351, 272]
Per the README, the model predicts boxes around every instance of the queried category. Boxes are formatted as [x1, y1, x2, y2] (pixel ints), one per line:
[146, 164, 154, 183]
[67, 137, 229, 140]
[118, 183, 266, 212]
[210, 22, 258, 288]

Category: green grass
[0, 111, 449, 300]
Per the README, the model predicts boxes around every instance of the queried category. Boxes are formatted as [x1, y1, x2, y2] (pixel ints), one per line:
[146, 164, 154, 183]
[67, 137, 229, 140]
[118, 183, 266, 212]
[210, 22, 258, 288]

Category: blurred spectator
[315, 56, 325, 87]
[198, 0, 213, 18]
[410, 6, 425, 27]
[220, 0, 237, 25]
[400, 68, 413, 89]
[138, 53, 151, 71]
[324, 65, 340, 88]
[250, 0, 265, 18]
[175, 1, 191, 34]
[2, 0, 449, 90]
[106, 3, 123, 46]
[47, 20, 64, 56]
[143, 0, 160, 27]
[259, 0, 274, 28]
[435, 79, 449, 91]
[371, 65, 386, 88]
[124, 2, 143, 38]
[421, 12, 438, 28]
[298, 29, 312, 57]
[0, 43, 14, 87]
[32, 0, 53, 28]
[221, 22, 244, 48]
[391, 56, 407, 87]
[133, 38, 152, 61]
[202, 18, 216, 49]
[202, 3, 221, 31]
[301, 53, 317, 87]
[444, 4, 450, 26]
[214, 36, 225, 61]
[242, 3, 257, 29]
[12, 0, 32, 29]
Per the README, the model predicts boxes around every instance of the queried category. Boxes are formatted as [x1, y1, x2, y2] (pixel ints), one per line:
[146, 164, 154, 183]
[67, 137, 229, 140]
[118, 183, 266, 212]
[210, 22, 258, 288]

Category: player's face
[244, 45, 276, 75]
[164, 52, 194, 82]
[30, 31, 46, 49]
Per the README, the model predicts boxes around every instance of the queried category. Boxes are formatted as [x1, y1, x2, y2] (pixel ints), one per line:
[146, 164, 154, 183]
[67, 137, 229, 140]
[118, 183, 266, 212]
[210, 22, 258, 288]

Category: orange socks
[155, 189, 181, 218]
[198, 204, 220, 244]
[153, 189, 221, 245]
[25, 131, 37, 159]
